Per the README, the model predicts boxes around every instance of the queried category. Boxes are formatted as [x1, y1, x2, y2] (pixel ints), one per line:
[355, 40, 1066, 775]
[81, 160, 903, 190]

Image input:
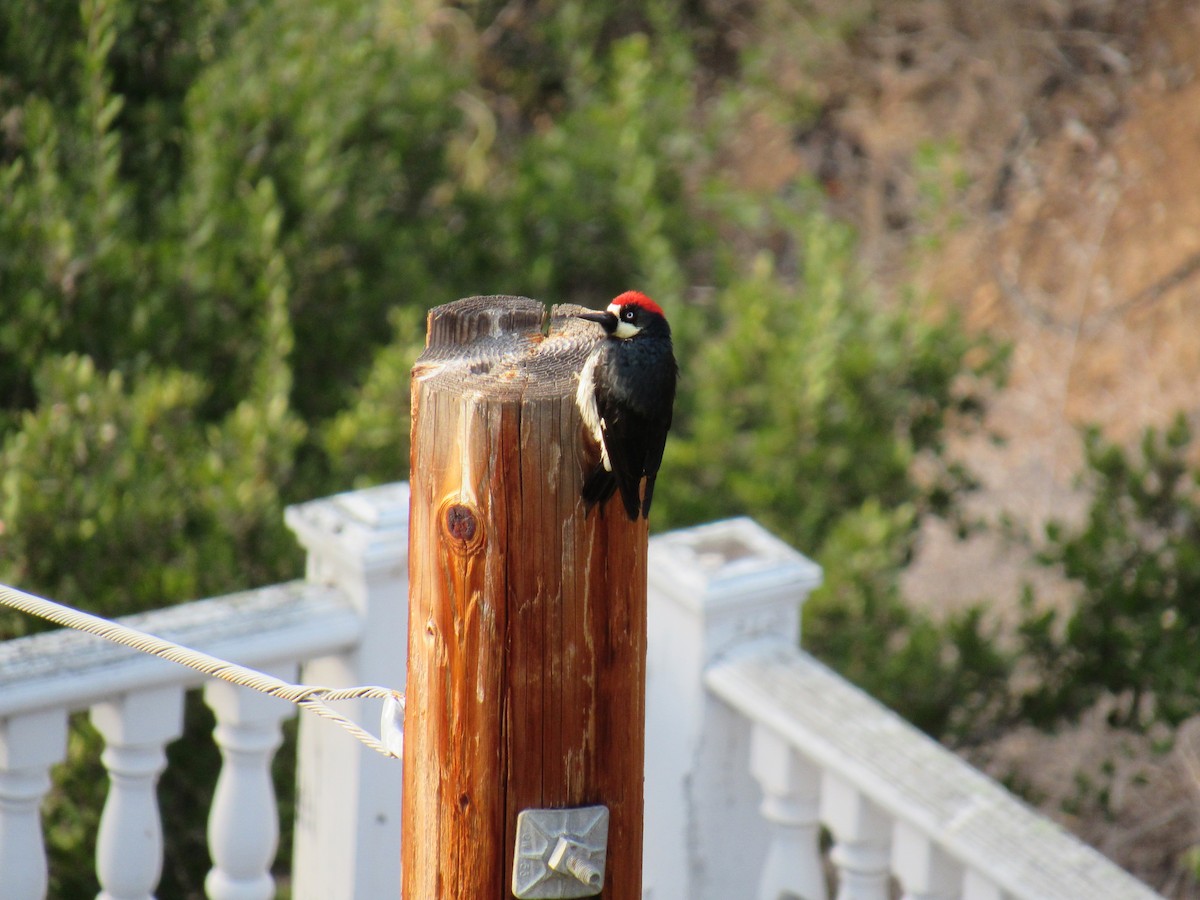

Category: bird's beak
[575, 311, 613, 325]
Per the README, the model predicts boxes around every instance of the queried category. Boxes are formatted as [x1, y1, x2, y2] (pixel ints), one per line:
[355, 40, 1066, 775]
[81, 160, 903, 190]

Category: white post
[0, 709, 68, 900]
[204, 667, 297, 900]
[643, 517, 822, 900]
[892, 821, 962, 900]
[822, 774, 891, 900]
[750, 724, 827, 900]
[284, 482, 409, 900]
[91, 686, 186, 900]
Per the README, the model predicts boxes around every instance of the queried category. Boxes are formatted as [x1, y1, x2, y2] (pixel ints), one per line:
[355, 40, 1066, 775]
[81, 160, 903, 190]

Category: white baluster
[203, 670, 295, 900]
[891, 821, 961, 900]
[646, 518, 822, 900]
[91, 686, 185, 900]
[821, 774, 890, 900]
[0, 709, 68, 900]
[285, 484, 409, 900]
[749, 723, 827, 900]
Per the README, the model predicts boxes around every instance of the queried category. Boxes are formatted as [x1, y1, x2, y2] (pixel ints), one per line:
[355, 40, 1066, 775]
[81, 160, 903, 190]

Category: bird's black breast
[597, 338, 677, 420]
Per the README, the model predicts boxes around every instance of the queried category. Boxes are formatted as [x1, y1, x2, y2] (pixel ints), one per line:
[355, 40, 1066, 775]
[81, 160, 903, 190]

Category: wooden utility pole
[403, 296, 648, 899]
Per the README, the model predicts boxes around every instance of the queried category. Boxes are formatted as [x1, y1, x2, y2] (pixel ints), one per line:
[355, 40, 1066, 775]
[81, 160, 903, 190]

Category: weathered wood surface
[403, 296, 648, 899]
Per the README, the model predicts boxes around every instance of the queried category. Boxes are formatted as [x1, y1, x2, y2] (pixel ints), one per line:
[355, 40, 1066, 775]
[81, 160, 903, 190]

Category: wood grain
[403, 296, 647, 899]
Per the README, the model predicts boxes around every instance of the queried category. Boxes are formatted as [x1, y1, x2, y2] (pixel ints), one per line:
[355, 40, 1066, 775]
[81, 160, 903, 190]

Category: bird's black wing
[592, 347, 676, 520]
[593, 382, 649, 521]
[635, 361, 675, 517]
[638, 419, 671, 517]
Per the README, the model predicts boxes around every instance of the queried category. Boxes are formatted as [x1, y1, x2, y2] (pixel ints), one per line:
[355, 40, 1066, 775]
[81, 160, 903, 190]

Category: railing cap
[648, 517, 822, 615]
[0, 582, 356, 718]
[285, 482, 410, 573]
[706, 641, 1166, 900]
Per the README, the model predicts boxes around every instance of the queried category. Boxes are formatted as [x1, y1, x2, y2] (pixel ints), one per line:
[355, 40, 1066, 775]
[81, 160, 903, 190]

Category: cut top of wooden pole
[404, 296, 649, 899]
[414, 295, 602, 399]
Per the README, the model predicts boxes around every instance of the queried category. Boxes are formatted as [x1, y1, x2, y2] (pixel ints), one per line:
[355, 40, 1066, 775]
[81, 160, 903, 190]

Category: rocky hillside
[744, 0, 1200, 893]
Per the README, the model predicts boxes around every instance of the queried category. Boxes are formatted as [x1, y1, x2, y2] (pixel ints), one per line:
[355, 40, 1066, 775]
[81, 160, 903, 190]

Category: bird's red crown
[611, 290, 664, 317]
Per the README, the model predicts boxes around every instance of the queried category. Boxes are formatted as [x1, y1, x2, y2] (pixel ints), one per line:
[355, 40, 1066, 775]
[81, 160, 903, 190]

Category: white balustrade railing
[0, 483, 1169, 899]
[0, 482, 409, 900]
[0, 709, 67, 900]
[92, 686, 184, 900]
[641, 515, 1166, 900]
[203, 667, 295, 900]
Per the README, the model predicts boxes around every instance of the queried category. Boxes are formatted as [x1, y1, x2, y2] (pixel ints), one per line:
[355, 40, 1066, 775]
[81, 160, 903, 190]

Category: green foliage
[0, 0, 214, 410]
[1019, 415, 1200, 729]
[0, 0, 1013, 891]
[319, 306, 427, 488]
[659, 196, 1003, 551]
[176, 0, 480, 420]
[3, 355, 210, 623]
[649, 193, 1010, 743]
[500, 22, 700, 304]
[1185, 845, 1200, 885]
[0, 347, 302, 623]
[802, 499, 1013, 743]
[0, 173, 303, 634]
[912, 138, 969, 248]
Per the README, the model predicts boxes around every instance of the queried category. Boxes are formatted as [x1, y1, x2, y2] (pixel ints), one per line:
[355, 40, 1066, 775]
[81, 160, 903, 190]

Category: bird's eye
[622, 308, 636, 321]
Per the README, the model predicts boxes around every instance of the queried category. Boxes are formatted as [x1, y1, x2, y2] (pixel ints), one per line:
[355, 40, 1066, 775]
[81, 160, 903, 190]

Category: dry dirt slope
[747, 0, 1200, 894]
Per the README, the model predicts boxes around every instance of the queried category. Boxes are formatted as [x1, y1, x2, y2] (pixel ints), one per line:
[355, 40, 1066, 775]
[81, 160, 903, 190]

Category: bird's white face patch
[608, 302, 642, 339]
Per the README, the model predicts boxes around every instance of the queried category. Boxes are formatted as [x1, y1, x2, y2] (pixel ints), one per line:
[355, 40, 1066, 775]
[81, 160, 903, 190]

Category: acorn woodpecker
[575, 291, 677, 521]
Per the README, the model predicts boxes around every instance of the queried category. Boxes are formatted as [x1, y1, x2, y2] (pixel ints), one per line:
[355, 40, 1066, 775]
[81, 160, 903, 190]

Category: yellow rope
[0, 584, 403, 759]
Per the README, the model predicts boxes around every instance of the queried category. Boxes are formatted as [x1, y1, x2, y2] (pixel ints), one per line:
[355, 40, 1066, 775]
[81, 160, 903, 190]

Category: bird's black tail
[640, 474, 658, 519]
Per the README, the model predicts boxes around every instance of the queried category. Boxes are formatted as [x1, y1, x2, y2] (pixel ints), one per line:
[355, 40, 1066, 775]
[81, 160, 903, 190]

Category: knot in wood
[445, 504, 477, 542]
[438, 499, 485, 555]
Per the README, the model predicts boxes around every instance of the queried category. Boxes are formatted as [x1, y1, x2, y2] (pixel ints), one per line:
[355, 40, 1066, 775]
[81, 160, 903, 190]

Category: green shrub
[658, 197, 1004, 550]
[0, 0, 1015, 891]
[1019, 415, 1200, 729]
[802, 499, 1014, 744]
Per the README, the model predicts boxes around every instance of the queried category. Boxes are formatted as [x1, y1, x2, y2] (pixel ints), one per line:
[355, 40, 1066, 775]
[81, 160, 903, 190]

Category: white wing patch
[575, 354, 612, 471]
